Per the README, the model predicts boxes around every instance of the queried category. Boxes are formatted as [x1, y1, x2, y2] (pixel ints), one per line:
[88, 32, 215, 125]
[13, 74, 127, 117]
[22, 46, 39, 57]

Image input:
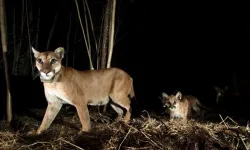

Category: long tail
[197, 101, 213, 112]
[129, 77, 135, 99]
[128, 78, 141, 115]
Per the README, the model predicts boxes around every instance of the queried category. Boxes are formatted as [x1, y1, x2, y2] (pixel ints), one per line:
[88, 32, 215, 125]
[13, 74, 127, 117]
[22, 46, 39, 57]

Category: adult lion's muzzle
[39, 69, 56, 83]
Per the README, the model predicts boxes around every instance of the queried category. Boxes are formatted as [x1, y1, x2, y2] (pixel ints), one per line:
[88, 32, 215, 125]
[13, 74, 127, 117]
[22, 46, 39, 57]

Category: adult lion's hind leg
[110, 103, 124, 121]
[110, 72, 133, 123]
[75, 104, 91, 133]
[110, 95, 131, 123]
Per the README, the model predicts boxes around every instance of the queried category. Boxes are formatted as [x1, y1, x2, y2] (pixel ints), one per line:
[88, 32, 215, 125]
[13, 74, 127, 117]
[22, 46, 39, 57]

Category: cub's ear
[31, 47, 40, 58]
[224, 86, 228, 91]
[162, 92, 168, 98]
[175, 91, 182, 100]
[54, 47, 65, 59]
[214, 86, 221, 92]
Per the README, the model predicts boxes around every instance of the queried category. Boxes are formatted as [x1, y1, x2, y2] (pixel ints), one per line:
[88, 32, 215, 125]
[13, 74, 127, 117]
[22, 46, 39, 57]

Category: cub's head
[32, 47, 65, 82]
[214, 86, 228, 104]
[161, 91, 182, 110]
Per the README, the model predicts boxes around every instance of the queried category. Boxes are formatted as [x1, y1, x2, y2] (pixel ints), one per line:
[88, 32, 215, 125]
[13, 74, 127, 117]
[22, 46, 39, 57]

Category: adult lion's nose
[42, 69, 50, 75]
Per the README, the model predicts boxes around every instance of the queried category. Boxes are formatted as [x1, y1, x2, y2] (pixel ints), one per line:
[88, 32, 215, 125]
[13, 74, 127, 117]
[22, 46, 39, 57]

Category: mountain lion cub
[28, 47, 135, 135]
[161, 91, 207, 121]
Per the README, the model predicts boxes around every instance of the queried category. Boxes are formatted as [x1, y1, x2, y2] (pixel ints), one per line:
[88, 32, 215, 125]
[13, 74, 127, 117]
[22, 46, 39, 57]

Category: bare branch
[106, 0, 116, 68]
[83, 0, 92, 68]
[100, 0, 110, 69]
[84, 0, 98, 54]
[74, 0, 94, 70]
[0, 0, 12, 122]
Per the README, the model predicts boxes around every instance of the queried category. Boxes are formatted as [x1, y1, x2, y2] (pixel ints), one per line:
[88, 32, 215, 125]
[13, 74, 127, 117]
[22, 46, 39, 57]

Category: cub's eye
[37, 58, 43, 64]
[51, 59, 57, 64]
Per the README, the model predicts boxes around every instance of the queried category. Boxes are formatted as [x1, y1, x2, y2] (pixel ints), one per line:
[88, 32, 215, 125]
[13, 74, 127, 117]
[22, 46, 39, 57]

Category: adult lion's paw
[23, 129, 42, 140]
[26, 129, 41, 137]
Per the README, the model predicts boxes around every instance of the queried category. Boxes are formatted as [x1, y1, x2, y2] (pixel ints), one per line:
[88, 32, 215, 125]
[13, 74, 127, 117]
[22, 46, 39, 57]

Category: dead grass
[1, 107, 250, 150]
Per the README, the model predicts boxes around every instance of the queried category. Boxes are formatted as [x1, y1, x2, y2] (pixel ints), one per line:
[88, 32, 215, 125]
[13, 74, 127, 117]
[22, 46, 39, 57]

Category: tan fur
[28, 47, 135, 135]
[161, 91, 206, 121]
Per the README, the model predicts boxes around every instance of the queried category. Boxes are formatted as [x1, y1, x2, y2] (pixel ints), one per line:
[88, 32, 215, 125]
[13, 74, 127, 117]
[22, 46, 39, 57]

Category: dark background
[1, 1, 250, 120]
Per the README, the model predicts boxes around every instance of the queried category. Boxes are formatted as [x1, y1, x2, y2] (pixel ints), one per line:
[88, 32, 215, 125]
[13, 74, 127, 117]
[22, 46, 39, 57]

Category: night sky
[1, 0, 250, 119]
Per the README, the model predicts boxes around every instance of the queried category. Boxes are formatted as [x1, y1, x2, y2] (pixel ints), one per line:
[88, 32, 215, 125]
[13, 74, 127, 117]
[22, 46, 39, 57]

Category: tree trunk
[106, 0, 116, 68]
[0, 0, 12, 122]
[100, 0, 110, 69]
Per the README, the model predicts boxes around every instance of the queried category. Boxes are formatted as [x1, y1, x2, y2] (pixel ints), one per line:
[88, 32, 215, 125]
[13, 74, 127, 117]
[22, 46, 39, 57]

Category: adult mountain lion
[28, 47, 135, 135]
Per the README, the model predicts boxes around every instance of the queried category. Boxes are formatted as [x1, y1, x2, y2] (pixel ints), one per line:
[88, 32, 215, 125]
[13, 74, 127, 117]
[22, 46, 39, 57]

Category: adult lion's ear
[54, 47, 65, 59]
[31, 47, 40, 58]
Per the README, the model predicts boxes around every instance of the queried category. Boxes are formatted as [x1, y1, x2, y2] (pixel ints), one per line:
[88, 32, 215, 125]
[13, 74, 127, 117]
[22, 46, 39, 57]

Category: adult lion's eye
[51, 59, 57, 64]
[37, 58, 43, 64]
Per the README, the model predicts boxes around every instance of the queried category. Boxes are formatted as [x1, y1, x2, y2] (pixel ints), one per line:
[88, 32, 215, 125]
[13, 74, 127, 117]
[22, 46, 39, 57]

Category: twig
[118, 128, 132, 150]
[236, 138, 240, 150]
[219, 115, 229, 128]
[158, 119, 168, 130]
[140, 130, 163, 150]
[240, 136, 248, 150]
[246, 121, 250, 132]
[122, 146, 152, 149]
[19, 141, 52, 149]
[228, 116, 239, 125]
[96, 7, 105, 69]
[82, 0, 91, 66]
[59, 138, 84, 150]
[141, 110, 151, 120]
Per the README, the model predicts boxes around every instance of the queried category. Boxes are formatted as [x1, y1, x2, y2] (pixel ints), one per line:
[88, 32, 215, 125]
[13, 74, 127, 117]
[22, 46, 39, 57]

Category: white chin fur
[40, 72, 54, 80]
[55, 67, 60, 73]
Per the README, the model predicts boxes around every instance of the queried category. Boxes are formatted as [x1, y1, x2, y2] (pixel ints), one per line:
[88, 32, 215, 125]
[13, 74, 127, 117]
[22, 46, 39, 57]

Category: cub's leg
[75, 104, 91, 133]
[28, 94, 62, 135]
[103, 105, 107, 113]
[169, 113, 175, 121]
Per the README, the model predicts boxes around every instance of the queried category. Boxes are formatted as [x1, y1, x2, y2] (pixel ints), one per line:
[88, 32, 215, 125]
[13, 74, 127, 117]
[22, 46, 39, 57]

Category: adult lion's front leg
[28, 94, 62, 136]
